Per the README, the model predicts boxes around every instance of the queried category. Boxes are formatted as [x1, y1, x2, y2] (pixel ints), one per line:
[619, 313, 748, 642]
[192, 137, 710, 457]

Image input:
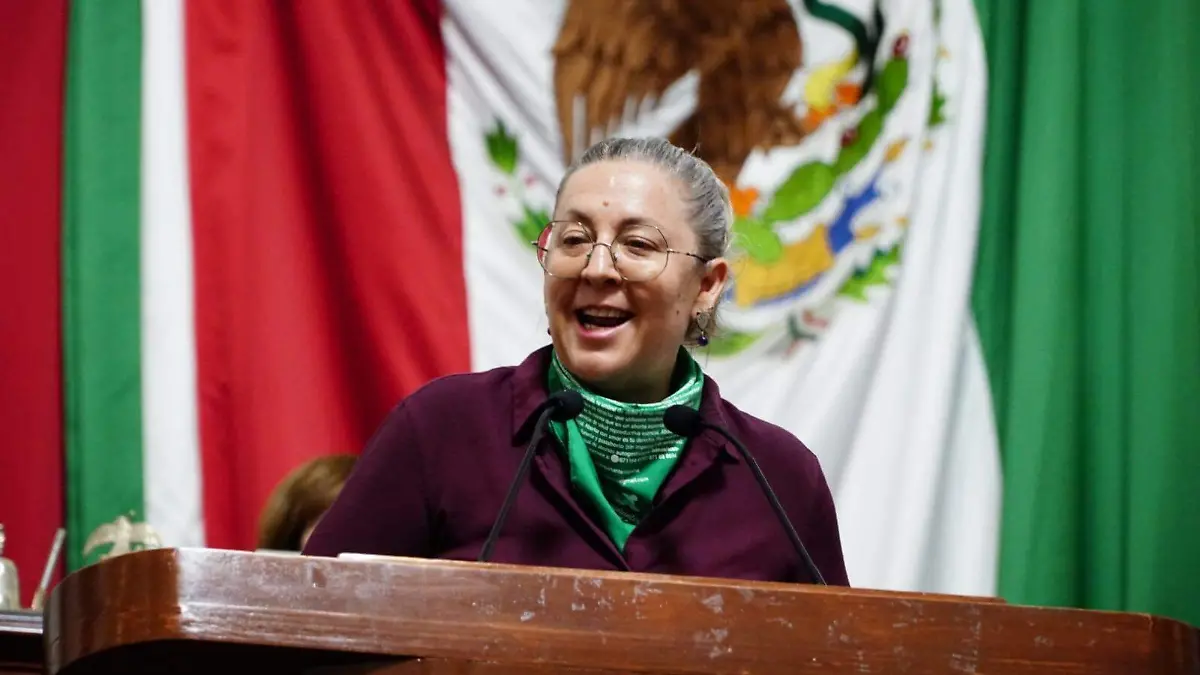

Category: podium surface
[46, 548, 1199, 674]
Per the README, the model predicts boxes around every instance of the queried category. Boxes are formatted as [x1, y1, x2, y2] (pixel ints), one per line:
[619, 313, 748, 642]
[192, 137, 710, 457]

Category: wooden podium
[43, 548, 1200, 674]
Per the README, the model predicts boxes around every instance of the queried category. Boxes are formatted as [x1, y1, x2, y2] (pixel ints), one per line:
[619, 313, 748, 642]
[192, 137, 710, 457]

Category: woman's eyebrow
[561, 208, 661, 231]
[562, 207, 592, 224]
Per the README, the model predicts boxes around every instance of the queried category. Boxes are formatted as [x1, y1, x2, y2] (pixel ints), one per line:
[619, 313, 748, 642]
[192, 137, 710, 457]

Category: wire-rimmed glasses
[532, 220, 710, 282]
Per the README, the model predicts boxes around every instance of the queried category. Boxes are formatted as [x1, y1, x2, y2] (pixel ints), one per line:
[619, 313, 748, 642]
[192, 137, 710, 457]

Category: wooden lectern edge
[330, 550, 1008, 605]
[45, 547, 1200, 675]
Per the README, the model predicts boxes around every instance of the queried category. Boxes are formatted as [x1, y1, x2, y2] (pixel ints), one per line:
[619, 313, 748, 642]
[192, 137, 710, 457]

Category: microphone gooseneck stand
[663, 405, 827, 585]
[478, 391, 584, 563]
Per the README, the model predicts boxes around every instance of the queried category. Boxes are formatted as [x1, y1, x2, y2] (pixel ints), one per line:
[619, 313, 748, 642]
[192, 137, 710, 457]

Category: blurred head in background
[539, 137, 731, 403]
[257, 454, 358, 551]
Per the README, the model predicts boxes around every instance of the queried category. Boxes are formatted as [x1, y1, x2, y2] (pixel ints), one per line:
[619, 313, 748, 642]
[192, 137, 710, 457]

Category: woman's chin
[568, 354, 624, 378]
[558, 349, 630, 389]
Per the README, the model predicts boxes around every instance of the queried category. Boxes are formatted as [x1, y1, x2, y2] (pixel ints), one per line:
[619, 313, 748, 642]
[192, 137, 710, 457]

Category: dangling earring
[696, 312, 709, 347]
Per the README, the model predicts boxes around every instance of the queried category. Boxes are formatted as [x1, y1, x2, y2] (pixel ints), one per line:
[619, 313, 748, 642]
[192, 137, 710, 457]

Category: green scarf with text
[547, 349, 704, 550]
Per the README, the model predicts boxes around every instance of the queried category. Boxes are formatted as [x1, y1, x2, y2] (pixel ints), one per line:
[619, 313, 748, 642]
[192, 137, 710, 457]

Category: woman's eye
[623, 238, 656, 252]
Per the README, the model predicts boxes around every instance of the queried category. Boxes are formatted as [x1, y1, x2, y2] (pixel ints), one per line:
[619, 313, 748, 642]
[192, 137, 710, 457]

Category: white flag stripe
[830, 0, 995, 593]
[140, 0, 206, 549]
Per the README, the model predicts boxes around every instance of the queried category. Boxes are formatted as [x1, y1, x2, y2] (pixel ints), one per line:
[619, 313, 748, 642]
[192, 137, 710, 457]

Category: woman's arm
[804, 466, 851, 586]
[302, 401, 435, 558]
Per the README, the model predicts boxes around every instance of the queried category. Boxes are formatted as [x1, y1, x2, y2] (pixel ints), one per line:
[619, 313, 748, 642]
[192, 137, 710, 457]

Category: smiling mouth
[575, 308, 634, 330]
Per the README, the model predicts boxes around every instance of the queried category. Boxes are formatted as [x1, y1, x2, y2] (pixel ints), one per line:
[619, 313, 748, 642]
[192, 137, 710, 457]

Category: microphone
[663, 405, 827, 585]
[478, 390, 584, 562]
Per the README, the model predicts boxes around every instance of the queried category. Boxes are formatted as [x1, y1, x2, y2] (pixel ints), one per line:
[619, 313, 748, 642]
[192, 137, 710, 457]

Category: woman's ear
[694, 257, 729, 314]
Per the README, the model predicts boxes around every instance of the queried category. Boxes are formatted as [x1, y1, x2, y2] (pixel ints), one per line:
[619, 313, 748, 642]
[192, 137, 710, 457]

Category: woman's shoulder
[711, 394, 823, 471]
[399, 365, 513, 416]
[392, 347, 552, 420]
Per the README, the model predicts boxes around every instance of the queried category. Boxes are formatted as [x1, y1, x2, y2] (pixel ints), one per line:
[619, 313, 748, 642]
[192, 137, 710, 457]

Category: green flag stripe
[975, 0, 1200, 627]
[62, 0, 145, 570]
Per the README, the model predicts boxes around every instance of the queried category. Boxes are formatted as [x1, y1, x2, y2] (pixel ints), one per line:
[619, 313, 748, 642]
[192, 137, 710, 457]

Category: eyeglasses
[533, 220, 711, 282]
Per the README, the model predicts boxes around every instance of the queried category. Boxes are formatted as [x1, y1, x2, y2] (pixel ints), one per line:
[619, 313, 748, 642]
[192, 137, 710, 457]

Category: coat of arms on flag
[473, 0, 953, 358]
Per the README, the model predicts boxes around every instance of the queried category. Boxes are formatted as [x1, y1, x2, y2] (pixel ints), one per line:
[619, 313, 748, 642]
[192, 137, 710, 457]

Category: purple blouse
[303, 347, 850, 586]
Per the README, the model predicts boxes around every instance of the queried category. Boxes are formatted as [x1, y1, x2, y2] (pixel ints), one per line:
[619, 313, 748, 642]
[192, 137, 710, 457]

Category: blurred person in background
[257, 454, 358, 552]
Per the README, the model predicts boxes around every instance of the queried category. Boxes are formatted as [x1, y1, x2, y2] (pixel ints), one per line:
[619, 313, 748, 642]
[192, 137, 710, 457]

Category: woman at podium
[304, 138, 850, 586]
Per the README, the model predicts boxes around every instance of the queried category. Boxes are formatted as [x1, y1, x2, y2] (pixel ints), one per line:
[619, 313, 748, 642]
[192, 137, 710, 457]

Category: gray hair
[555, 137, 733, 343]
[555, 137, 733, 260]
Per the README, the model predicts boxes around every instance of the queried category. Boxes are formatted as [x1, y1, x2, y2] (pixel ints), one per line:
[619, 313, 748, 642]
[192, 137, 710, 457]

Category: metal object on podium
[30, 528, 66, 612]
[0, 525, 19, 611]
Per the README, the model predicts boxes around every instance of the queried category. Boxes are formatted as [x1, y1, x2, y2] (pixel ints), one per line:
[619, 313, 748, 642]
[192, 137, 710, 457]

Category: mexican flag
[449, 0, 997, 595]
[1, 0, 993, 596]
[3, 0, 1197, 627]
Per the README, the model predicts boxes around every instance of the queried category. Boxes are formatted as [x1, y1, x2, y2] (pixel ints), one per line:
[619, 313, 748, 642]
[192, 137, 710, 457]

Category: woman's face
[544, 160, 728, 402]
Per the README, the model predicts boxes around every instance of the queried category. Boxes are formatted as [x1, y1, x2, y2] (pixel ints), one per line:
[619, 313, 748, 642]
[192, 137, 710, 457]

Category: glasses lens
[612, 226, 668, 281]
[539, 222, 593, 278]
[535, 224, 553, 267]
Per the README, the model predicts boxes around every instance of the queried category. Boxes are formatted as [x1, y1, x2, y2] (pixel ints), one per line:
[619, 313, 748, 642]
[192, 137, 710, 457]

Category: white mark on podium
[701, 592, 725, 614]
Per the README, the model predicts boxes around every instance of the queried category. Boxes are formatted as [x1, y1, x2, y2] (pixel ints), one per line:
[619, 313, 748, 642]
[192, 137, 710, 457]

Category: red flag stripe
[0, 0, 68, 605]
[186, 0, 469, 550]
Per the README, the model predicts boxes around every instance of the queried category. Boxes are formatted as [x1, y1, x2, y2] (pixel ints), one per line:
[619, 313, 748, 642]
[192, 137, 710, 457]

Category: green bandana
[547, 349, 704, 551]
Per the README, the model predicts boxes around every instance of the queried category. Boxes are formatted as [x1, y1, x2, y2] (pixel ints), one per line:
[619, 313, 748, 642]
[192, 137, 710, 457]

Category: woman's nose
[580, 243, 621, 283]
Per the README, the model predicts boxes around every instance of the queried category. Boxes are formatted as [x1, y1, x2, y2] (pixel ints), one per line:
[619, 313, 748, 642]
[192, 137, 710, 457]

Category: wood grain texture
[304, 658, 700, 675]
[46, 549, 1200, 674]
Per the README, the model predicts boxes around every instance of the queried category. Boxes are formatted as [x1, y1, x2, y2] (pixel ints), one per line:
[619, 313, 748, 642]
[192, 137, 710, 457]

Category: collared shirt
[303, 347, 851, 586]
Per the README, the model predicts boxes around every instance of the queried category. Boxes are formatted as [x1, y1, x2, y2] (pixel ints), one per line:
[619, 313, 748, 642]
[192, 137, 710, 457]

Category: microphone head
[663, 405, 704, 438]
[548, 390, 585, 421]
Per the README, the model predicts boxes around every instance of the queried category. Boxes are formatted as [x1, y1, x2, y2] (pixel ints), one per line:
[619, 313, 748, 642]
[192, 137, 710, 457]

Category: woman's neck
[588, 376, 670, 405]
